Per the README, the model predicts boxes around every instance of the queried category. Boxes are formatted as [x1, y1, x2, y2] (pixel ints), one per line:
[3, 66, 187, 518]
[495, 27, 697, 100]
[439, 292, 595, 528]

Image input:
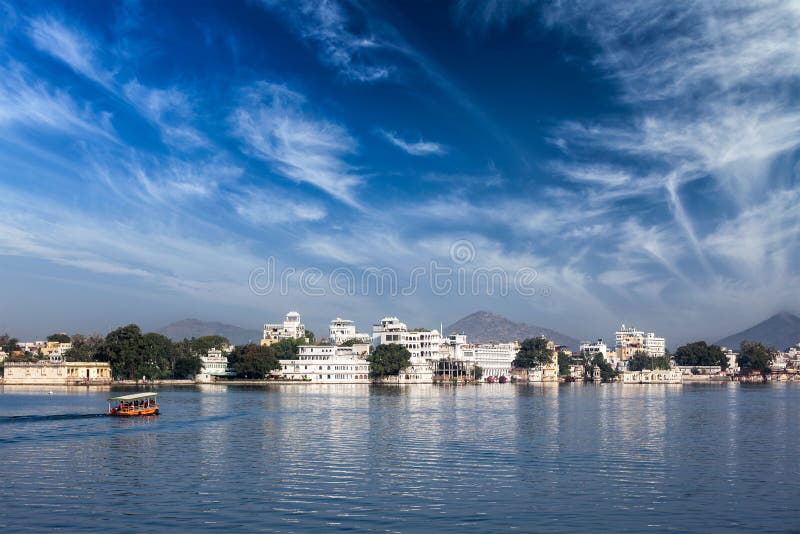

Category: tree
[305, 329, 316, 343]
[190, 335, 230, 355]
[139, 333, 173, 379]
[63, 334, 103, 361]
[229, 344, 279, 379]
[628, 350, 672, 371]
[0, 334, 19, 354]
[473, 365, 484, 380]
[46, 333, 71, 343]
[557, 351, 571, 376]
[586, 353, 619, 382]
[513, 336, 554, 368]
[340, 338, 362, 347]
[96, 324, 145, 380]
[674, 341, 728, 370]
[369, 343, 411, 378]
[273, 337, 309, 360]
[174, 353, 203, 378]
[739, 340, 776, 375]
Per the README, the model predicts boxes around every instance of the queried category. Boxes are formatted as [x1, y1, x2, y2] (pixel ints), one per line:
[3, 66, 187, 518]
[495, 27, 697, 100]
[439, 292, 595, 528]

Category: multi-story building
[329, 318, 371, 345]
[280, 344, 371, 383]
[41, 341, 72, 358]
[615, 325, 665, 360]
[196, 347, 234, 382]
[461, 342, 517, 379]
[262, 311, 307, 346]
[372, 317, 444, 382]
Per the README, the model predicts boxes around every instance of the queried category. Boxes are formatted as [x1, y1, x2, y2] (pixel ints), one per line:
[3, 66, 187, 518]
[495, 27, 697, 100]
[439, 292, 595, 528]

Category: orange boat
[108, 392, 160, 416]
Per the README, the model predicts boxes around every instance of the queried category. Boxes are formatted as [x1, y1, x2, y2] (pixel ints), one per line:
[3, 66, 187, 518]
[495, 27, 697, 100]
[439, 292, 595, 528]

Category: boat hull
[109, 408, 160, 417]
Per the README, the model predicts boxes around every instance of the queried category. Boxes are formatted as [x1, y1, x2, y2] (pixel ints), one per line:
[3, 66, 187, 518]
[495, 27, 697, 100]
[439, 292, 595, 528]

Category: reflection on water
[1, 384, 799, 532]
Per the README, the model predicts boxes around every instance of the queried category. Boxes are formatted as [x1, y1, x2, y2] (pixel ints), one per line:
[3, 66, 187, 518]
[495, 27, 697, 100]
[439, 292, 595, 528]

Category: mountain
[445, 311, 579, 349]
[716, 312, 800, 351]
[156, 319, 262, 345]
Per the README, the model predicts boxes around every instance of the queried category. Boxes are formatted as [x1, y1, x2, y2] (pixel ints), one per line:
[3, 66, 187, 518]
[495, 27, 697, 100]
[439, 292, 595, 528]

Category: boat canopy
[108, 392, 158, 401]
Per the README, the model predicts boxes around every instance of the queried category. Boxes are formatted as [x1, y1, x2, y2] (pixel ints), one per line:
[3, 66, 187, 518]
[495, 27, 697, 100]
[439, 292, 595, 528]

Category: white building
[329, 318, 371, 345]
[372, 317, 443, 383]
[580, 339, 609, 358]
[461, 343, 517, 379]
[196, 347, 233, 382]
[262, 311, 307, 346]
[280, 344, 371, 383]
[615, 324, 665, 359]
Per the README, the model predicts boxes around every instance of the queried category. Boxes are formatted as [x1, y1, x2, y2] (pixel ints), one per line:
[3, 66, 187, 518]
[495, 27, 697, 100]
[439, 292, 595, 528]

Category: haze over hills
[716, 312, 800, 351]
[156, 319, 262, 345]
[445, 311, 579, 348]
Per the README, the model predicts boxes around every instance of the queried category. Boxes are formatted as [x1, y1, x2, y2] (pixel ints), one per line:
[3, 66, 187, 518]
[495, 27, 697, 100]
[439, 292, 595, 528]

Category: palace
[3, 360, 112, 385]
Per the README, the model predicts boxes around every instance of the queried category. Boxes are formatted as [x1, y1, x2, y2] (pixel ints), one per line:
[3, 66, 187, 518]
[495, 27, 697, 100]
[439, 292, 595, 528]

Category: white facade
[580, 339, 609, 358]
[329, 318, 371, 345]
[615, 324, 666, 359]
[280, 345, 370, 383]
[461, 343, 517, 379]
[372, 317, 443, 382]
[200, 348, 230, 376]
[263, 311, 307, 345]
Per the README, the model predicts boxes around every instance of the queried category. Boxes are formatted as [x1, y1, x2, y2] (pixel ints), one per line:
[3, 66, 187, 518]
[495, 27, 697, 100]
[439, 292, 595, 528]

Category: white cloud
[232, 189, 327, 226]
[123, 80, 208, 149]
[28, 16, 114, 89]
[230, 81, 363, 207]
[0, 63, 115, 139]
[258, 0, 390, 82]
[379, 130, 446, 156]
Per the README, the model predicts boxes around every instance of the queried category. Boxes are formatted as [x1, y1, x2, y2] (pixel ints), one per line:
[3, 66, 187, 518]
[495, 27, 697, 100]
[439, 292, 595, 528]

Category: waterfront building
[721, 347, 739, 374]
[196, 347, 234, 383]
[461, 342, 517, 379]
[372, 317, 444, 382]
[0, 350, 6, 362]
[615, 324, 665, 361]
[527, 338, 559, 382]
[262, 311, 307, 346]
[280, 344, 370, 382]
[622, 369, 682, 384]
[329, 318, 372, 345]
[2, 360, 112, 385]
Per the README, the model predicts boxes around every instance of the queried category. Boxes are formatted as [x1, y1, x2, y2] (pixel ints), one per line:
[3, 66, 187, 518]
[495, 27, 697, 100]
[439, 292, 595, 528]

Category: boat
[108, 392, 160, 416]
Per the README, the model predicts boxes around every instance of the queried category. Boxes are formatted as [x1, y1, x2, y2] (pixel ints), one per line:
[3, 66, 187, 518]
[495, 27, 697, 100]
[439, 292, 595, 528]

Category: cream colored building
[3, 360, 112, 385]
[262, 311, 307, 346]
[622, 369, 682, 384]
[280, 344, 370, 383]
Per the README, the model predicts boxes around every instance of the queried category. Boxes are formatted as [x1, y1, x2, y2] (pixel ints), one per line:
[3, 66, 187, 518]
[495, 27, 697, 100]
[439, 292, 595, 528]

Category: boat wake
[0, 413, 106, 424]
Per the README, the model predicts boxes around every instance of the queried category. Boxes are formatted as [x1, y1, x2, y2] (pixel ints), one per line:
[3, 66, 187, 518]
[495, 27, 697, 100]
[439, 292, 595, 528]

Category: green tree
[0, 334, 19, 354]
[63, 334, 103, 361]
[513, 336, 554, 368]
[173, 353, 203, 378]
[229, 344, 279, 379]
[369, 343, 411, 378]
[96, 324, 145, 380]
[557, 351, 571, 376]
[628, 350, 672, 371]
[674, 341, 728, 370]
[473, 365, 484, 380]
[139, 333, 173, 379]
[739, 340, 776, 375]
[46, 333, 71, 343]
[305, 329, 316, 343]
[273, 337, 305, 360]
[189, 335, 230, 355]
[586, 353, 619, 382]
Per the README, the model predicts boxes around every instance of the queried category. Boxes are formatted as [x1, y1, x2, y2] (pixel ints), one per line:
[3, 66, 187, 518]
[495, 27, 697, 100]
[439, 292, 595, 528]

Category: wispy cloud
[0, 63, 114, 140]
[123, 80, 208, 149]
[232, 188, 327, 226]
[258, 0, 390, 82]
[230, 81, 363, 207]
[28, 16, 114, 90]
[379, 130, 446, 156]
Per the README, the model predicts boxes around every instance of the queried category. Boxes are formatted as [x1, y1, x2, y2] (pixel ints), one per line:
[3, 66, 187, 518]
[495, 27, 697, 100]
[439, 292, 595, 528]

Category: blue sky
[1, 0, 799, 345]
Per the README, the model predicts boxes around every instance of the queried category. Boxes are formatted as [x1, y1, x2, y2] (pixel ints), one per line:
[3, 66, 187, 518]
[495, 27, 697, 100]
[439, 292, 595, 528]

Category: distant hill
[156, 319, 261, 346]
[445, 311, 578, 349]
[716, 312, 800, 350]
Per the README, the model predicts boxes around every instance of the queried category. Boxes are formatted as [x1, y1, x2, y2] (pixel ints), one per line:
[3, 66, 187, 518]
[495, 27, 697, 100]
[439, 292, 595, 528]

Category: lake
[1, 383, 798, 532]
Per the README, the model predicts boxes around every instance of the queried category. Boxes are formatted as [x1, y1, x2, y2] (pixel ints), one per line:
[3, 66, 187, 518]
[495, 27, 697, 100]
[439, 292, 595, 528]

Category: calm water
[1, 383, 798, 532]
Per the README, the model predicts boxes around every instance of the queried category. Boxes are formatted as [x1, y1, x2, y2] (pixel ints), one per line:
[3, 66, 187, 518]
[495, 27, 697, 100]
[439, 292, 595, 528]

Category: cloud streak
[380, 130, 446, 156]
